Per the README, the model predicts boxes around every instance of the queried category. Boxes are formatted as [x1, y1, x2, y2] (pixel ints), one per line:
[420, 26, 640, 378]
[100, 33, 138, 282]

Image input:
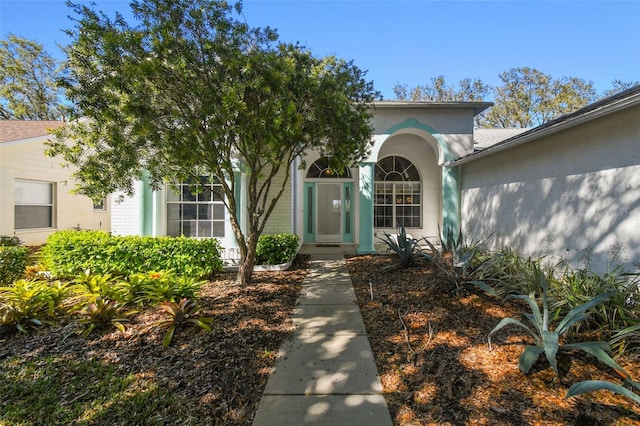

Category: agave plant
[566, 379, 640, 404]
[153, 298, 213, 347]
[489, 270, 632, 380]
[377, 226, 423, 270]
[421, 228, 496, 296]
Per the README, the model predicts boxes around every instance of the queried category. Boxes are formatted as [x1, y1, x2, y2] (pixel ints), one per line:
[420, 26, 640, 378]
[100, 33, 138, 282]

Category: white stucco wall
[0, 137, 110, 245]
[460, 105, 640, 274]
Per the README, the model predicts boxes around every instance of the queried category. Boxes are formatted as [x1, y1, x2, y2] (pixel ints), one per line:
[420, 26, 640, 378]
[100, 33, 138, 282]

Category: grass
[0, 356, 193, 425]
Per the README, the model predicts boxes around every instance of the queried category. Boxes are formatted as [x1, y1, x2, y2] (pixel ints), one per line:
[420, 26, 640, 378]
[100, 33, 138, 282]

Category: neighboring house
[112, 86, 639, 273]
[0, 120, 110, 245]
[456, 86, 640, 274]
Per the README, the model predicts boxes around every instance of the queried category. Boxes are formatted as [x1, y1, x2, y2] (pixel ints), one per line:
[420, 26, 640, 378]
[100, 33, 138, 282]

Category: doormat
[316, 244, 340, 247]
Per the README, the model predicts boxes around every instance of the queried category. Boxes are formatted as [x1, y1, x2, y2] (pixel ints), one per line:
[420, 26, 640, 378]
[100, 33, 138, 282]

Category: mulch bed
[346, 254, 640, 425]
[0, 257, 308, 425]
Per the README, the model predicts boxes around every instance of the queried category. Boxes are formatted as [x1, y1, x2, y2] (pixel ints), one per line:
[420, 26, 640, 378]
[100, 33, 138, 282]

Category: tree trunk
[235, 233, 258, 285]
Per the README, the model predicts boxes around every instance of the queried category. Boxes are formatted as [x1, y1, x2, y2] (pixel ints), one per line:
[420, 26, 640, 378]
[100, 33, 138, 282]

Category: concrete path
[253, 256, 393, 426]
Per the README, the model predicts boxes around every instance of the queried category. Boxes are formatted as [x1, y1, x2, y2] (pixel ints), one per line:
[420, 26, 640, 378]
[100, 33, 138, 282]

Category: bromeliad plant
[153, 298, 213, 347]
[76, 297, 138, 336]
[488, 270, 633, 381]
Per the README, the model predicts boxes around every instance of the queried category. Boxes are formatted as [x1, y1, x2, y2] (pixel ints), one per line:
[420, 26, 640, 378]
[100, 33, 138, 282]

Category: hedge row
[0, 246, 29, 285]
[41, 231, 223, 278]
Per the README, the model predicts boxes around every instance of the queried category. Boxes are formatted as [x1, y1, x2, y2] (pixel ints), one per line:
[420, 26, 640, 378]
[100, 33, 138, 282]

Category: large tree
[480, 67, 597, 128]
[48, 0, 378, 285]
[0, 34, 64, 119]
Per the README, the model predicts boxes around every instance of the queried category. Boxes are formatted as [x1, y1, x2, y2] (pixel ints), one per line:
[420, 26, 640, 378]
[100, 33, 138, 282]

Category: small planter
[253, 260, 292, 272]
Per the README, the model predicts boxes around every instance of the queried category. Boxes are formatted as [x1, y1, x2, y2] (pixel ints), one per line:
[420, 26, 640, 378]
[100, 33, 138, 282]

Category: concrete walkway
[253, 256, 393, 426]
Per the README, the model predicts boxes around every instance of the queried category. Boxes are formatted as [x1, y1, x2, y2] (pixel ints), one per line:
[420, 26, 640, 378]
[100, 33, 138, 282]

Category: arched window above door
[306, 157, 352, 178]
[374, 155, 421, 228]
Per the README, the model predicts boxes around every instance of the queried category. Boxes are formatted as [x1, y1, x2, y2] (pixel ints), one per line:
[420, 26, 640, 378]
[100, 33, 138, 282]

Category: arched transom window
[306, 157, 352, 178]
[374, 156, 421, 228]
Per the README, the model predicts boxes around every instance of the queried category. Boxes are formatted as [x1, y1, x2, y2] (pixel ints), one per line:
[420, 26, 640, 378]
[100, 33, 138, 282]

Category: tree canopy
[48, 0, 378, 284]
[394, 68, 638, 128]
[0, 34, 64, 120]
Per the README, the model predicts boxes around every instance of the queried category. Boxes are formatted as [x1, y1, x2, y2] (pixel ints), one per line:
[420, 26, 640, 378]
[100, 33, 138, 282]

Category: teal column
[442, 166, 460, 244]
[140, 172, 153, 236]
[357, 162, 376, 254]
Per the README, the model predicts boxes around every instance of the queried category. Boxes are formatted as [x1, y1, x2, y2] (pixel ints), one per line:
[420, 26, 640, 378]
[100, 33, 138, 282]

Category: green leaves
[255, 233, 299, 265]
[489, 269, 632, 381]
[153, 298, 213, 347]
[566, 380, 640, 404]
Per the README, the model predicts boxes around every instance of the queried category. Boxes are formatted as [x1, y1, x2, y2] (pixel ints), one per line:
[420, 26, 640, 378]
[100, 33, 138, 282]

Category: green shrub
[0, 235, 22, 247]
[256, 233, 299, 265]
[0, 246, 29, 285]
[41, 231, 223, 278]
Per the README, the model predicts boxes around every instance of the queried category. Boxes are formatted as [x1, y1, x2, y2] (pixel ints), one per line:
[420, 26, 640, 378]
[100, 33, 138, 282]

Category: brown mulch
[346, 254, 640, 425]
[2, 254, 639, 425]
[0, 257, 308, 425]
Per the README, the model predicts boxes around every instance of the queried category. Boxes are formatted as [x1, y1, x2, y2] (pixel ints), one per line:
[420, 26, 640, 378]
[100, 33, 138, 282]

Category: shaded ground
[0, 258, 308, 425]
[346, 255, 640, 425]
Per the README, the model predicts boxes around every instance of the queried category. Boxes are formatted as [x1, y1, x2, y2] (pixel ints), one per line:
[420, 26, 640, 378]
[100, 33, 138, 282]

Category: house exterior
[110, 101, 492, 260]
[455, 86, 640, 274]
[111, 86, 640, 274]
[0, 120, 110, 245]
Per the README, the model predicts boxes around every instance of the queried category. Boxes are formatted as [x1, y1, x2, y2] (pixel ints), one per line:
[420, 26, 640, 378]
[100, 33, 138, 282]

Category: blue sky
[1, 0, 639, 100]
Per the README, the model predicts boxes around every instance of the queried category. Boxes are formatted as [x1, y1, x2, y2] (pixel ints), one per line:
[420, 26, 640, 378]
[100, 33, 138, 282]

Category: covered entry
[304, 158, 353, 244]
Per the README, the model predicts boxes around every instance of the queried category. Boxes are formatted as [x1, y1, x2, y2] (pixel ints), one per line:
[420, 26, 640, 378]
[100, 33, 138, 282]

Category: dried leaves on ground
[0, 260, 307, 426]
[346, 255, 640, 426]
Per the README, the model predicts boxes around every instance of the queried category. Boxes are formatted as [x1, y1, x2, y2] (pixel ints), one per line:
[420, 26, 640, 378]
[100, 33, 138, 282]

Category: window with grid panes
[166, 177, 225, 238]
[374, 156, 421, 228]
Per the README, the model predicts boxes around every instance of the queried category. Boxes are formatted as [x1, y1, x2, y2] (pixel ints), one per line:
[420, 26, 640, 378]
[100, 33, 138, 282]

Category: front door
[316, 183, 342, 243]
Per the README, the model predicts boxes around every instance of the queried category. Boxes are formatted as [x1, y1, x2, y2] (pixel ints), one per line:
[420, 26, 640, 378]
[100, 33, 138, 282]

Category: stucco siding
[460, 105, 640, 273]
[376, 134, 441, 239]
[0, 138, 110, 245]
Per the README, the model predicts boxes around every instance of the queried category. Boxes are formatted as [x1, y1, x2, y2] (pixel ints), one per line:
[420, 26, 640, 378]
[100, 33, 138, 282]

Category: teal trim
[357, 162, 376, 254]
[304, 183, 315, 243]
[343, 182, 353, 243]
[384, 117, 461, 241]
[140, 172, 153, 236]
[384, 118, 451, 161]
[442, 166, 460, 243]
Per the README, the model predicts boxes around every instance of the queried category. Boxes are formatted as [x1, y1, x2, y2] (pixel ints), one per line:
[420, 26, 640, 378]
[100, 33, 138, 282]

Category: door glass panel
[317, 183, 341, 240]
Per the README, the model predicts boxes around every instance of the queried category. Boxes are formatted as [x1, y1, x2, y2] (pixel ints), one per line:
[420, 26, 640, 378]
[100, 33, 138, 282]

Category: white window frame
[166, 178, 226, 238]
[14, 179, 55, 230]
[374, 156, 421, 229]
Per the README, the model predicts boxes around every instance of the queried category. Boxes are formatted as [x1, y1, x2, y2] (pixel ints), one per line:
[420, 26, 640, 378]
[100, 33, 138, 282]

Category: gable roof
[451, 85, 640, 166]
[0, 120, 66, 144]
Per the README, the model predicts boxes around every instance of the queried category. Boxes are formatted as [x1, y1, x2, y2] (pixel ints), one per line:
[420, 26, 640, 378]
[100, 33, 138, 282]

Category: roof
[450, 85, 640, 166]
[0, 120, 66, 144]
[473, 128, 531, 149]
[373, 100, 493, 117]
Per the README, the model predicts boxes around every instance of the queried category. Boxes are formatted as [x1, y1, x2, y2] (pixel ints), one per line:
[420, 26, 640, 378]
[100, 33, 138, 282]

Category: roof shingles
[0, 120, 65, 144]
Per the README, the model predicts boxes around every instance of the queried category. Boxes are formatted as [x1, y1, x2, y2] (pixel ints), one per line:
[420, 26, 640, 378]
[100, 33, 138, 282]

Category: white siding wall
[109, 189, 142, 236]
[460, 105, 640, 274]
